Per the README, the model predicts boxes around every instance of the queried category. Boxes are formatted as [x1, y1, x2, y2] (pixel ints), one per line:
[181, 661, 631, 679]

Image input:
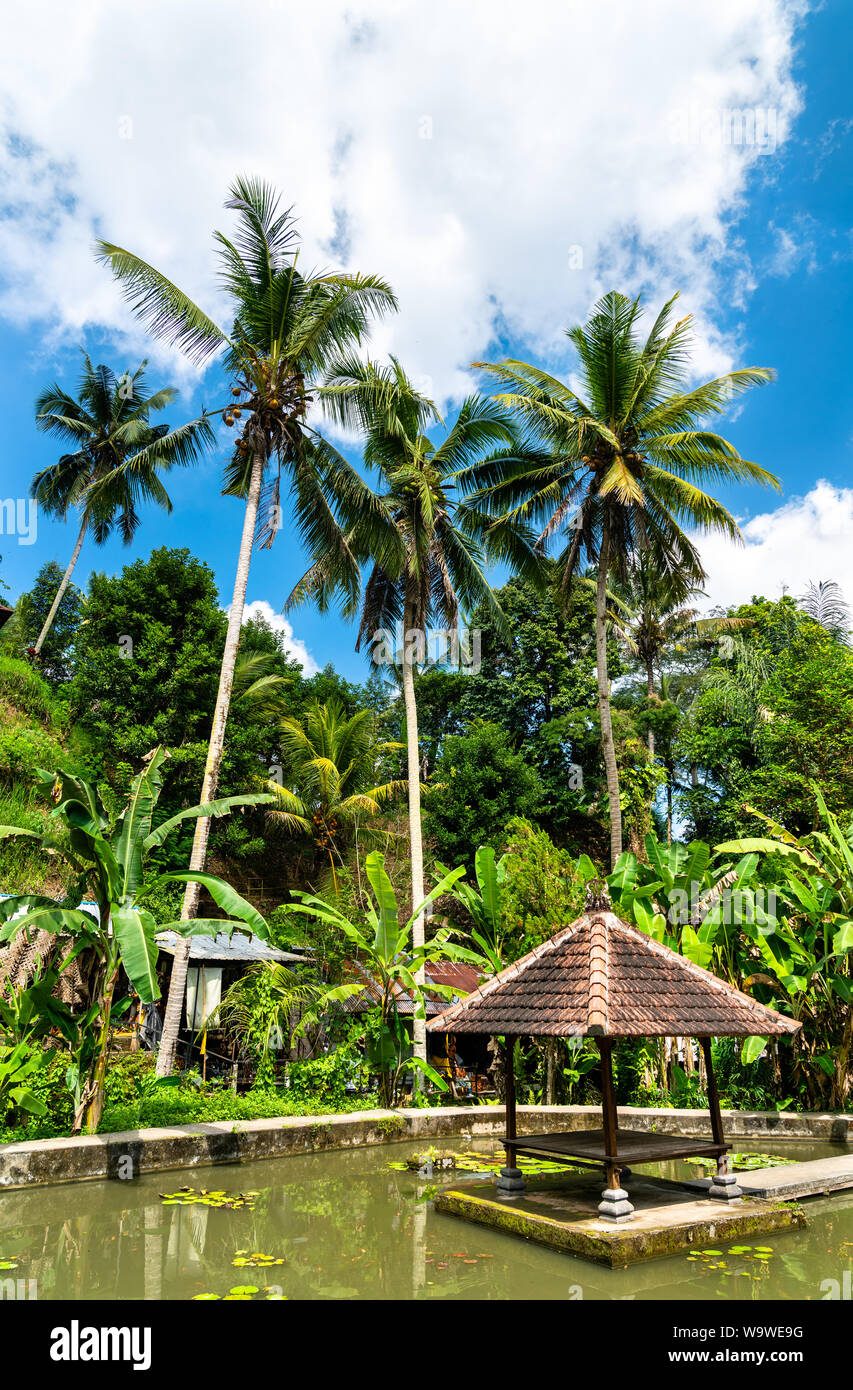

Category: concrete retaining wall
[1, 1103, 850, 1191]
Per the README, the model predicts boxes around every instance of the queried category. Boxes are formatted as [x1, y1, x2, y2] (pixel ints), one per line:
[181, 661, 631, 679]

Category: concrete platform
[433, 1172, 805, 1267]
[711, 1152, 853, 1201]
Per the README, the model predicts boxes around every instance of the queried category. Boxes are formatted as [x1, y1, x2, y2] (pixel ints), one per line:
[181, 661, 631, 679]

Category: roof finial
[585, 878, 611, 912]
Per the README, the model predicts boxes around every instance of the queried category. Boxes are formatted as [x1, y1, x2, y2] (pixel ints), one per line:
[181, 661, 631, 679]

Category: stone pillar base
[598, 1185, 634, 1223]
[496, 1166, 526, 1194]
[708, 1168, 743, 1202]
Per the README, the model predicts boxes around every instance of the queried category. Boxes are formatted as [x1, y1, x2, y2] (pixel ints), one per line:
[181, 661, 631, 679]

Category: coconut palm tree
[799, 579, 851, 644]
[607, 556, 746, 758]
[288, 357, 535, 1068]
[30, 355, 213, 656]
[462, 290, 779, 866]
[96, 177, 397, 1076]
[269, 697, 406, 886]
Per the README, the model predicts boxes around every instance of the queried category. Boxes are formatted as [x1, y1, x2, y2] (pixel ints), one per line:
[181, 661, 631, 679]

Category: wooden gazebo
[427, 887, 800, 1223]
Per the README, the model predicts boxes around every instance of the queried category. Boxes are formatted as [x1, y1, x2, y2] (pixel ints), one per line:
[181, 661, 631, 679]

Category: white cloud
[0, 0, 807, 403]
[239, 598, 318, 676]
[694, 481, 853, 612]
[766, 216, 818, 277]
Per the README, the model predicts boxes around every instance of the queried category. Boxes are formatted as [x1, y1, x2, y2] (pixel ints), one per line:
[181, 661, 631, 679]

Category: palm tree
[30, 355, 212, 655]
[96, 177, 397, 1076]
[231, 648, 294, 720]
[463, 290, 779, 866]
[799, 579, 851, 644]
[607, 556, 745, 758]
[219, 962, 322, 1086]
[269, 697, 406, 886]
[288, 357, 533, 1069]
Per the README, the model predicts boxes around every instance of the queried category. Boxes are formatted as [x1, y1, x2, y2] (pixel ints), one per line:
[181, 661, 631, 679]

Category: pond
[0, 1138, 850, 1301]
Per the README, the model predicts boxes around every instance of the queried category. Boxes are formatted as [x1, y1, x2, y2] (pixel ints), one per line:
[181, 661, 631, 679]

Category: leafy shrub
[424, 722, 543, 871]
[0, 725, 66, 782]
[499, 817, 591, 953]
[283, 1051, 364, 1107]
[104, 1051, 158, 1108]
[1, 1061, 378, 1142]
[102, 1083, 376, 1133]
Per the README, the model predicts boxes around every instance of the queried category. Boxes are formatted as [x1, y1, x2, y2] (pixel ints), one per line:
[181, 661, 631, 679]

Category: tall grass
[0, 782, 69, 895]
[0, 653, 61, 726]
[0, 655, 77, 896]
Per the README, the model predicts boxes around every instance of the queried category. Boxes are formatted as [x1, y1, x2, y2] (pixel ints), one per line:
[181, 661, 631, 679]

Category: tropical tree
[463, 290, 778, 866]
[438, 844, 507, 972]
[288, 357, 535, 1068]
[231, 649, 294, 721]
[607, 834, 778, 1094]
[268, 698, 405, 886]
[96, 177, 397, 1075]
[799, 579, 851, 644]
[31, 355, 213, 656]
[0, 749, 272, 1131]
[281, 851, 477, 1106]
[219, 962, 322, 1088]
[10, 560, 84, 681]
[716, 784, 853, 1107]
[607, 557, 745, 759]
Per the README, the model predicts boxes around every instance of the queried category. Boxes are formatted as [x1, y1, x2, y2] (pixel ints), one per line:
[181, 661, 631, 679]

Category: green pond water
[1, 1137, 851, 1301]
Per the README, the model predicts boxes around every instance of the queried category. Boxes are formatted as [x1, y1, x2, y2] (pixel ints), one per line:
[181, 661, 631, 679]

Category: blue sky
[0, 0, 850, 680]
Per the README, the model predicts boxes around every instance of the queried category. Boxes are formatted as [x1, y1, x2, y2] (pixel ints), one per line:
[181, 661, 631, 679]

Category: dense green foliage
[675, 597, 853, 839]
[424, 722, 544, 870]
[4, 561, 83, 680]
[2, 270, 851, 1128]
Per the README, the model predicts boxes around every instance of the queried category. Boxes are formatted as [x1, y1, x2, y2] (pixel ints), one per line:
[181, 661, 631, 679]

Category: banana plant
[0, 1042, 50, 1121]
[437, 845, 508, 972]
[0, 748, 273, 1132]
[606, 832, 766, 981]
[716, 782, 853, 1107]
[280, 851, 482, 1106]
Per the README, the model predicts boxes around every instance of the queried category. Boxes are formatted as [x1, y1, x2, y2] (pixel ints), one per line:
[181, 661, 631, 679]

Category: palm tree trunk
[595, 532, 622, 867]
[401, 603, 427, 1075]
[34, 513, 88, 655]
[646, 658, 656, 759]
[156, 449, 265, 1078]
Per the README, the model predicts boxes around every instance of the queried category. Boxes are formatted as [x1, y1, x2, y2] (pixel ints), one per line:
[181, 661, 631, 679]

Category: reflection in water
[0, 1139, 850, 1301]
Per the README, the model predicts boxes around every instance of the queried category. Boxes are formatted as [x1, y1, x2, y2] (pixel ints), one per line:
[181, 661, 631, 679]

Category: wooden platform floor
[433, 1171, 805, 1267]
[504, 1127, 726, 1166]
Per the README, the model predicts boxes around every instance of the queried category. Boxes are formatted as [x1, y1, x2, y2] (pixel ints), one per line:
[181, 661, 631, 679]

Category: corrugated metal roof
[155, 931, 307, 964]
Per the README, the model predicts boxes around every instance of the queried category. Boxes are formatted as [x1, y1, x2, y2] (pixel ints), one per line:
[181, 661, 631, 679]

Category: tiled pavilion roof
[426, 907, 801, 1039]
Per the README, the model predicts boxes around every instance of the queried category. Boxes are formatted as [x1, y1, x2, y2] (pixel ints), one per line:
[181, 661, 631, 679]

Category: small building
[428, 885, 800, 1221]
[154, 931, 310, 1077]
[340, 958, 490, 1094]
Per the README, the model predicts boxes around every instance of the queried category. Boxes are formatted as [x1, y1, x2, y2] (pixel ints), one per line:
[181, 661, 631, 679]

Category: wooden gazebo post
[596, 1038, 634, 1223]
[497, 1034, 526, 1195]
[700, 1036, 743, 1201]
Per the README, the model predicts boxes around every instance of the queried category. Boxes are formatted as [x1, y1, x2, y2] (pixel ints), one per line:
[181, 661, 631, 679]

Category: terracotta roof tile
[426, 909, 800, 1039]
